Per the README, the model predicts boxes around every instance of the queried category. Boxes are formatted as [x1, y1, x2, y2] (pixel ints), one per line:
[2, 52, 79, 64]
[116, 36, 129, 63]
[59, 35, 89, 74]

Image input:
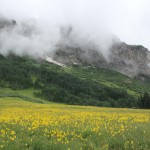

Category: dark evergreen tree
[138, 92, 150, 109]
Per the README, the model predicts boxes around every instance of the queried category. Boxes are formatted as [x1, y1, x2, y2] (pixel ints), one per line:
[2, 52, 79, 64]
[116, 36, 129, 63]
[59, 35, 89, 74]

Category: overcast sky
[0, 0, 150, 49]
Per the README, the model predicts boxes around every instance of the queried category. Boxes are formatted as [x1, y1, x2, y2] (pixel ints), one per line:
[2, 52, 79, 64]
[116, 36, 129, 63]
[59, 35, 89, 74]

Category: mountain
[108, 42, 150, 77]
[0, 52, 150, 108]
[0, 18, 150, 108]
[53, 40, 150, 77]
[0, 17, 150, 78]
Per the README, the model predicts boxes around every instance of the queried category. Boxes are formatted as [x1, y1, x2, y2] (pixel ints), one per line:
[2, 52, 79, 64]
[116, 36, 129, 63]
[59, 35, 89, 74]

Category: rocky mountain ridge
[53, 42, 150, 77]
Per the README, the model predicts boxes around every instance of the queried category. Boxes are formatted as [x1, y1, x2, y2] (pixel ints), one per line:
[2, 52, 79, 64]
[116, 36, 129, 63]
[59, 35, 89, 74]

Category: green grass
[0, 88, 49, 104]
[63, 65, 150, 97]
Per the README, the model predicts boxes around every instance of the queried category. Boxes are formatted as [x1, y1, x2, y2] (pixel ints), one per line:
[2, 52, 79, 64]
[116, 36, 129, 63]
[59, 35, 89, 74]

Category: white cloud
[0, 0, 149, 55]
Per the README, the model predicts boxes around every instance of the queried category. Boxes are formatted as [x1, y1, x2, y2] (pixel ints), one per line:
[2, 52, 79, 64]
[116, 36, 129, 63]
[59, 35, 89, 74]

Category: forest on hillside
[0, 53, 150, 108]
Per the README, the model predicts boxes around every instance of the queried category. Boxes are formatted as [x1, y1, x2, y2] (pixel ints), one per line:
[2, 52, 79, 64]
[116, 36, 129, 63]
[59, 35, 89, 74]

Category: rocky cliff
[53, 41, 150, 77]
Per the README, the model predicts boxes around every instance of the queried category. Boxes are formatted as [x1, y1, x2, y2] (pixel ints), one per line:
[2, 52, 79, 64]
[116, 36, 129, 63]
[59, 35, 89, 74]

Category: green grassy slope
[0, 53, 150, 107]
[70, 66, 150, 96]
[0, 88, 49, 104]
[43, 63, 150, 98]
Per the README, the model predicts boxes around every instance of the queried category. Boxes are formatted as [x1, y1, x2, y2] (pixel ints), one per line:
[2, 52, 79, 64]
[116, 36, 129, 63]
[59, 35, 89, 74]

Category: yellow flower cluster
[0, 98, 150, 149]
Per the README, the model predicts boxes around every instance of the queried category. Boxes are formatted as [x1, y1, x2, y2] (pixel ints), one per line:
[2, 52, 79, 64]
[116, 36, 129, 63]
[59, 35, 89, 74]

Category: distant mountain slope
[0, 17, 150, 108]
[53, 41, 150, 77]
[0, 53, 150, 108]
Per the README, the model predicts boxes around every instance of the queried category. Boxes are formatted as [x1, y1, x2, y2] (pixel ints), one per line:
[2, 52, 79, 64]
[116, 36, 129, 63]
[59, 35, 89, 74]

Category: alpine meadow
[0, 97, 150, 150]
[1, 0, 150, 149]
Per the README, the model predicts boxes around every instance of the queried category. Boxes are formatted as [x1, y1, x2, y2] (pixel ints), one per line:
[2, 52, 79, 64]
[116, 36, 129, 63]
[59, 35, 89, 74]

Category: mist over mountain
[0, 16, 59, 57]
[0, 16, 118, 58]
[54, 37, 150, 77]
[0, 16, 150, 77]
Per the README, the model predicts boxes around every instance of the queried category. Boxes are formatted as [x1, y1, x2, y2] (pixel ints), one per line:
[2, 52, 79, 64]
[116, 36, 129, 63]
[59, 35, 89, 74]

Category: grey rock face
[109, 42, 150, 77]
[54, 42, 150, 77]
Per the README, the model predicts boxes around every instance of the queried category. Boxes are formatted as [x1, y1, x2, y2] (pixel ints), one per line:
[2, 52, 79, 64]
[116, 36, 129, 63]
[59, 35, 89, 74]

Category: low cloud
[0, 0, 149, 58]
[0, 16, 119, 59]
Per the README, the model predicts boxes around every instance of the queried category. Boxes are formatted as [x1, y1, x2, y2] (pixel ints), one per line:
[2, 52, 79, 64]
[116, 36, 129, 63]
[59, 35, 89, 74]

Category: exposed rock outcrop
[53, 41, 150, 77]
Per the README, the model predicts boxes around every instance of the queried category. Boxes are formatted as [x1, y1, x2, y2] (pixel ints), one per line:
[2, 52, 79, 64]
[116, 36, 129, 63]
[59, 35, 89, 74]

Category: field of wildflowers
[0, 97, 150, 150]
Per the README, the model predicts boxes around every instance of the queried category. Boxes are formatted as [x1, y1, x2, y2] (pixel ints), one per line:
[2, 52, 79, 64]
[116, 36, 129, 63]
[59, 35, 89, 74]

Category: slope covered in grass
[0, 53, 150, 107]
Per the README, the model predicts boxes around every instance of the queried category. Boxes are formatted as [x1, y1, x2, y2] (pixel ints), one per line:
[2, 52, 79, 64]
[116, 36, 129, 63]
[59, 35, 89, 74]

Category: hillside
[0, 53, 150, 108]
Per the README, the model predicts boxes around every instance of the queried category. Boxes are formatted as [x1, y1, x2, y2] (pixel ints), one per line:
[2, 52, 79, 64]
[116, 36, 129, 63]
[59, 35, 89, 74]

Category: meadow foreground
[0, 97, 150, 150]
